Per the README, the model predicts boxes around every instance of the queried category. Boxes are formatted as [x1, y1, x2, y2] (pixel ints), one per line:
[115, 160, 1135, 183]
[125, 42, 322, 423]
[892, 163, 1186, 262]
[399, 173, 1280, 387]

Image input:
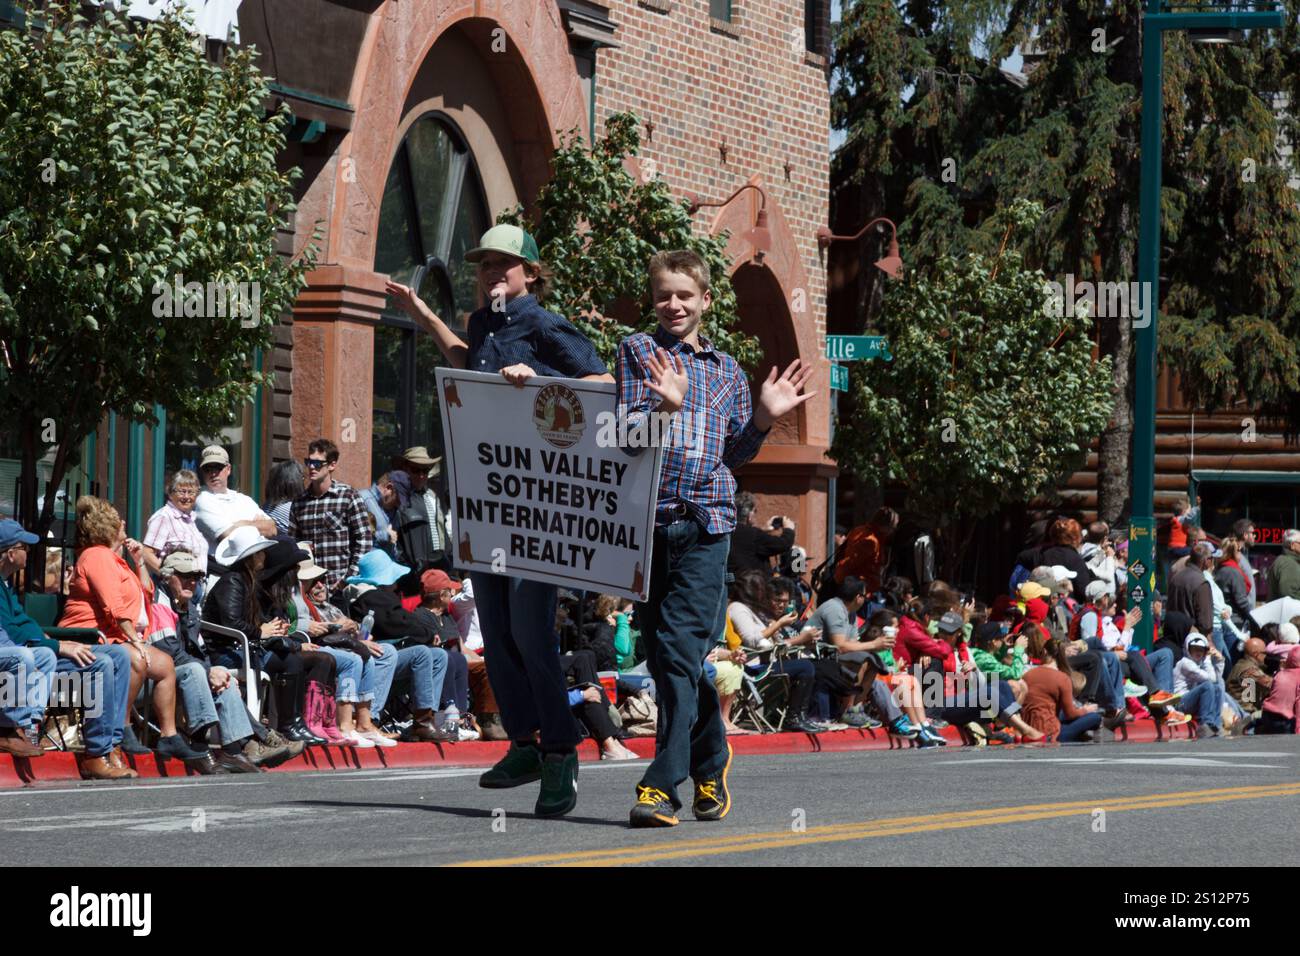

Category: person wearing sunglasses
[286, 438, 373, 603]
[193, 445, 278, 562]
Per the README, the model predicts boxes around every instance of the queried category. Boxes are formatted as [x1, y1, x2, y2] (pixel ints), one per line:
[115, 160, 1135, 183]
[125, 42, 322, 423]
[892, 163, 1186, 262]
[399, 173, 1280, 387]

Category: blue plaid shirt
[616, 327, 768, 533]
[466, 294, 607, 377]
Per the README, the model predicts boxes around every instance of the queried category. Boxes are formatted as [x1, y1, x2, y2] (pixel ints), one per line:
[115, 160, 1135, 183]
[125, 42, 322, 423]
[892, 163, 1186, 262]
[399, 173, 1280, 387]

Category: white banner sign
[436, 368, 663, 601]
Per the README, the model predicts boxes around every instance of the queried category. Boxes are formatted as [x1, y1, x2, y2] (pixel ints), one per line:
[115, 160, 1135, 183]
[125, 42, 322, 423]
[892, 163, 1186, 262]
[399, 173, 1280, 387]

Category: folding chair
[198, 620, 269, 724]
[23, 592, 104, 751]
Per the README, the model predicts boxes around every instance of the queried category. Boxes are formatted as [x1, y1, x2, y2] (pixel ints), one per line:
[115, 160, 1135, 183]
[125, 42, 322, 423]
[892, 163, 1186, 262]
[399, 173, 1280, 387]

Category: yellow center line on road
[449, 782, 1300, 867]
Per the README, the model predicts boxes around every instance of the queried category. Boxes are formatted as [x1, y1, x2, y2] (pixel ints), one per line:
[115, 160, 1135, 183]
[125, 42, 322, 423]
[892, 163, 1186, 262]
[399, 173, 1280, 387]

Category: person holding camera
[728, 491, 795, 576]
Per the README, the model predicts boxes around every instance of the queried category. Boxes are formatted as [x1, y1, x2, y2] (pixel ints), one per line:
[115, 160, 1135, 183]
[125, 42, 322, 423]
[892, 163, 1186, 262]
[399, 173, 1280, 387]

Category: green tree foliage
[498, 112, 760, 372]
[0, 2, 315, 536]
[834, 202, 1115, 576]
[833, 0, 1300, 521]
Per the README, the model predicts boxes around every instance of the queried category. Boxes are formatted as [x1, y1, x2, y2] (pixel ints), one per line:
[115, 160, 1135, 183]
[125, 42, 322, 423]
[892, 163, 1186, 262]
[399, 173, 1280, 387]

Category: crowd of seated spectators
[4, 469, 1299, 776]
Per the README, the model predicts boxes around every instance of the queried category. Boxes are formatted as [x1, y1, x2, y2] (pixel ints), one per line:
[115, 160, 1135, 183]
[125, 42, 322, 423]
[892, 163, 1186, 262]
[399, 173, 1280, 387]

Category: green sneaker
[478, 742, 543, 789]
[534, 751, 579, 817]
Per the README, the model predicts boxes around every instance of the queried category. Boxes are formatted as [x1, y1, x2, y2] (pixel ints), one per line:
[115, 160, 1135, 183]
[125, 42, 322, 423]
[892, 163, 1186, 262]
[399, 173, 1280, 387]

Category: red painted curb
[0, 717, 1195, 789]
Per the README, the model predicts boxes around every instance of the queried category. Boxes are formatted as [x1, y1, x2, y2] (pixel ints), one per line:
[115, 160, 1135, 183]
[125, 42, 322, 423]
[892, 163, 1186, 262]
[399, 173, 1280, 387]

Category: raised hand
[385, 279, 437, 328]
[754, 359, 816, 430]
[644, 347, 689, 413]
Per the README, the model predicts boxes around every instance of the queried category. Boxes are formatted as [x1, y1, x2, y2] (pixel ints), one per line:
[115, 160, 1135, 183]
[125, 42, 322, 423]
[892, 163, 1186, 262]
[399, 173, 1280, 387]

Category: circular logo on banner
[533, 383, 585, 448]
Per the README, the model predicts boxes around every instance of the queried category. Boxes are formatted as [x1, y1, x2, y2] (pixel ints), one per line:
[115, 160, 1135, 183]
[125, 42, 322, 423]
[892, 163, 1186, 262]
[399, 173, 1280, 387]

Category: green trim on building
[127, 421, 145, 537]
[268, 83, 354, 114]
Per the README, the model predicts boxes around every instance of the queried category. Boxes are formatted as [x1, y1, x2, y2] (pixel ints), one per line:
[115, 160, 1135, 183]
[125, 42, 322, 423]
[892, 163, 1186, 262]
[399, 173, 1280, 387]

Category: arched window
[372, 113, 489, 482]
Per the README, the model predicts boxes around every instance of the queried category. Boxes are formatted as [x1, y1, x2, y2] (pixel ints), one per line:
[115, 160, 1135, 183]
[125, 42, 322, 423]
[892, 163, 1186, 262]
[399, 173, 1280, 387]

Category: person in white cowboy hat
[384, 223, 616, 818]
[201, 527, 321, 750]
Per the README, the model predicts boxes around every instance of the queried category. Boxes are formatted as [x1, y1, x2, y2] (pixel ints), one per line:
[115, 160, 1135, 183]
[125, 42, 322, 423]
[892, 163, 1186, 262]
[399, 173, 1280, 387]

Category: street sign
[825, 335, 891, 361]
[1127, 559, 1147, 580]
[1131, 584, 1146, 605]
[830, 363, 849, 392]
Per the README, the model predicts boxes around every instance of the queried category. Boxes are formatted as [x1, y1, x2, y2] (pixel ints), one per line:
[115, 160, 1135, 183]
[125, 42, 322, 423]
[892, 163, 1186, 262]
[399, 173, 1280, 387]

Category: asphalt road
[3, 736, 1298, 867]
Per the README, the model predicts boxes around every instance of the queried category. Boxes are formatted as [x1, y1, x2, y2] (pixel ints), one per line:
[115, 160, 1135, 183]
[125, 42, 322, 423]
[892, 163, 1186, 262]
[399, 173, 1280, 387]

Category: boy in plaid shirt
[616, 250, 814, 827]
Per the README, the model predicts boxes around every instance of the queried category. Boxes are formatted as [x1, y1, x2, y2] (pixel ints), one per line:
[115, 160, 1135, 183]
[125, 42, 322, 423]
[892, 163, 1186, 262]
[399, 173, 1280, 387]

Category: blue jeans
[441, 648, 469, 712]
[635, 520, 731, 806]
[174, 662, 254, 746]
[0, 644, 56, 729]
[470, 571, 578, 752]
[48, 645, 130, 757]
[1058, 711, 1103, 742]
[1180, 681, 1224, 728]
[1098, 651, 1125, 710]
[315, 646, 367, 703]
[1145, 647, 1174, 694]
[369, 643, 447, 717]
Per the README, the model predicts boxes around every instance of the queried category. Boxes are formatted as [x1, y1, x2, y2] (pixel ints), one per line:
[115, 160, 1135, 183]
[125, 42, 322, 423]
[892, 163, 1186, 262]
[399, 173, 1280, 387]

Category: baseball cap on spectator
[421, 569, 461, 595]
[200, 445, 230, 468]
[1050, 564, 1077, 583]
[1186, 632, 1209, 651]
[935, 611, 964, 635]
[160, 551, 202, 576]
[0, 519, 39, 550]
[1085, 580, 1111, 602]
[1024, 598, 1049, 623]
[1018, 580, 1052, 602]
[1030, 566, 1066, 597]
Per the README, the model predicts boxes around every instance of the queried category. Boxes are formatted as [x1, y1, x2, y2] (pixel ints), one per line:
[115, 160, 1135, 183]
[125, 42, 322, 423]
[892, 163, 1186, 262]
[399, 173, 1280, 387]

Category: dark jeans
[635, 519, 731, 806]
[470, 572, 578, 752]
[440, 647, 469, 712]
[1058, 711, 1103, 742]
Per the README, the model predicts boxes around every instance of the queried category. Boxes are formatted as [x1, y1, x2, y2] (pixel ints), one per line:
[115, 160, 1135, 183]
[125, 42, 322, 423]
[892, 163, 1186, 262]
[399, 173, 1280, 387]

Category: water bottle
[442, 703, 460, 737]
[359, 610, 375, 642]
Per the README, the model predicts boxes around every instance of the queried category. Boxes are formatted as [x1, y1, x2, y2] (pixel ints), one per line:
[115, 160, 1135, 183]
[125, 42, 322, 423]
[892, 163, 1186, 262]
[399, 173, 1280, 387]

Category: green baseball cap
[464, 224, 541, 264]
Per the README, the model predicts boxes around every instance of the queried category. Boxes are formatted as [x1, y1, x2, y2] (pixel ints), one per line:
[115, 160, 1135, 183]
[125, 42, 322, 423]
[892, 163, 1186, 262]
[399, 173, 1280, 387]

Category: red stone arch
[328, 1, 587, 267]
[708, 176, 830, 451]
[707, 177, 835, 563]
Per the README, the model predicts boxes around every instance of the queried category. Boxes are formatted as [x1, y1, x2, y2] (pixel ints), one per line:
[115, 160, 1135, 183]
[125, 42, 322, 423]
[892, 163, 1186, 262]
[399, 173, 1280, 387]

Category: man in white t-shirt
[193, 445, 277, 563]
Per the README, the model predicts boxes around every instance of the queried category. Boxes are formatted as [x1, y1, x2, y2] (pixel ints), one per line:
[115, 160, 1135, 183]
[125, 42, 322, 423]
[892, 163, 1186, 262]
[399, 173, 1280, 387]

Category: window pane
[405, 117, 457, 261]
[374, 152, 420, 287]
[371, 324, 408, 483]
[413, 329, 446, 465]
[448, 178, 489, 328]
[165, 417, 245, 494]
[710, 0, 731, 22]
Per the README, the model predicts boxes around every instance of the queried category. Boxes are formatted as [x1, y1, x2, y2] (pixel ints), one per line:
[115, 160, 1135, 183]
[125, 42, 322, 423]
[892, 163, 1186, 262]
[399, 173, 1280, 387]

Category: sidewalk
[0, 717, 1189, 788]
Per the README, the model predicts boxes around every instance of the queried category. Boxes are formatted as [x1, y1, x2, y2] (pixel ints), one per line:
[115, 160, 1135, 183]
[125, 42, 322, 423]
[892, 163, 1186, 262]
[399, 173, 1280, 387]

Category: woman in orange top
[1022, 638, 1103, 742]
[60, 497, 203, 762]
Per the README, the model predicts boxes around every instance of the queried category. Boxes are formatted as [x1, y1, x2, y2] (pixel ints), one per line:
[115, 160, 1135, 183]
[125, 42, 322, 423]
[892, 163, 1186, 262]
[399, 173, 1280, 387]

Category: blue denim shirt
[465, 294, 607, 378]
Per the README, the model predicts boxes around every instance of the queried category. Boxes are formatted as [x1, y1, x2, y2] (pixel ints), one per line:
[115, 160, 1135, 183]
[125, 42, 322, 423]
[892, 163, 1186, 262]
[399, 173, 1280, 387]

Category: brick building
[60, 0, 838, 564]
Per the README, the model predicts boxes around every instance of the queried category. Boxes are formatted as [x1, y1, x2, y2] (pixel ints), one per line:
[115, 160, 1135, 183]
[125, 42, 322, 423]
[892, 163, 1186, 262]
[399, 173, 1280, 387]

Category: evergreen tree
[833, 0, 1300, 523]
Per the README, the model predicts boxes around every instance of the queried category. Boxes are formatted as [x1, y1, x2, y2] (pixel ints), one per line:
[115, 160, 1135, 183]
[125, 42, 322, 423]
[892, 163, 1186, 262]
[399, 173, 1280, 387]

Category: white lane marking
[939, 757, 1285, 768]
